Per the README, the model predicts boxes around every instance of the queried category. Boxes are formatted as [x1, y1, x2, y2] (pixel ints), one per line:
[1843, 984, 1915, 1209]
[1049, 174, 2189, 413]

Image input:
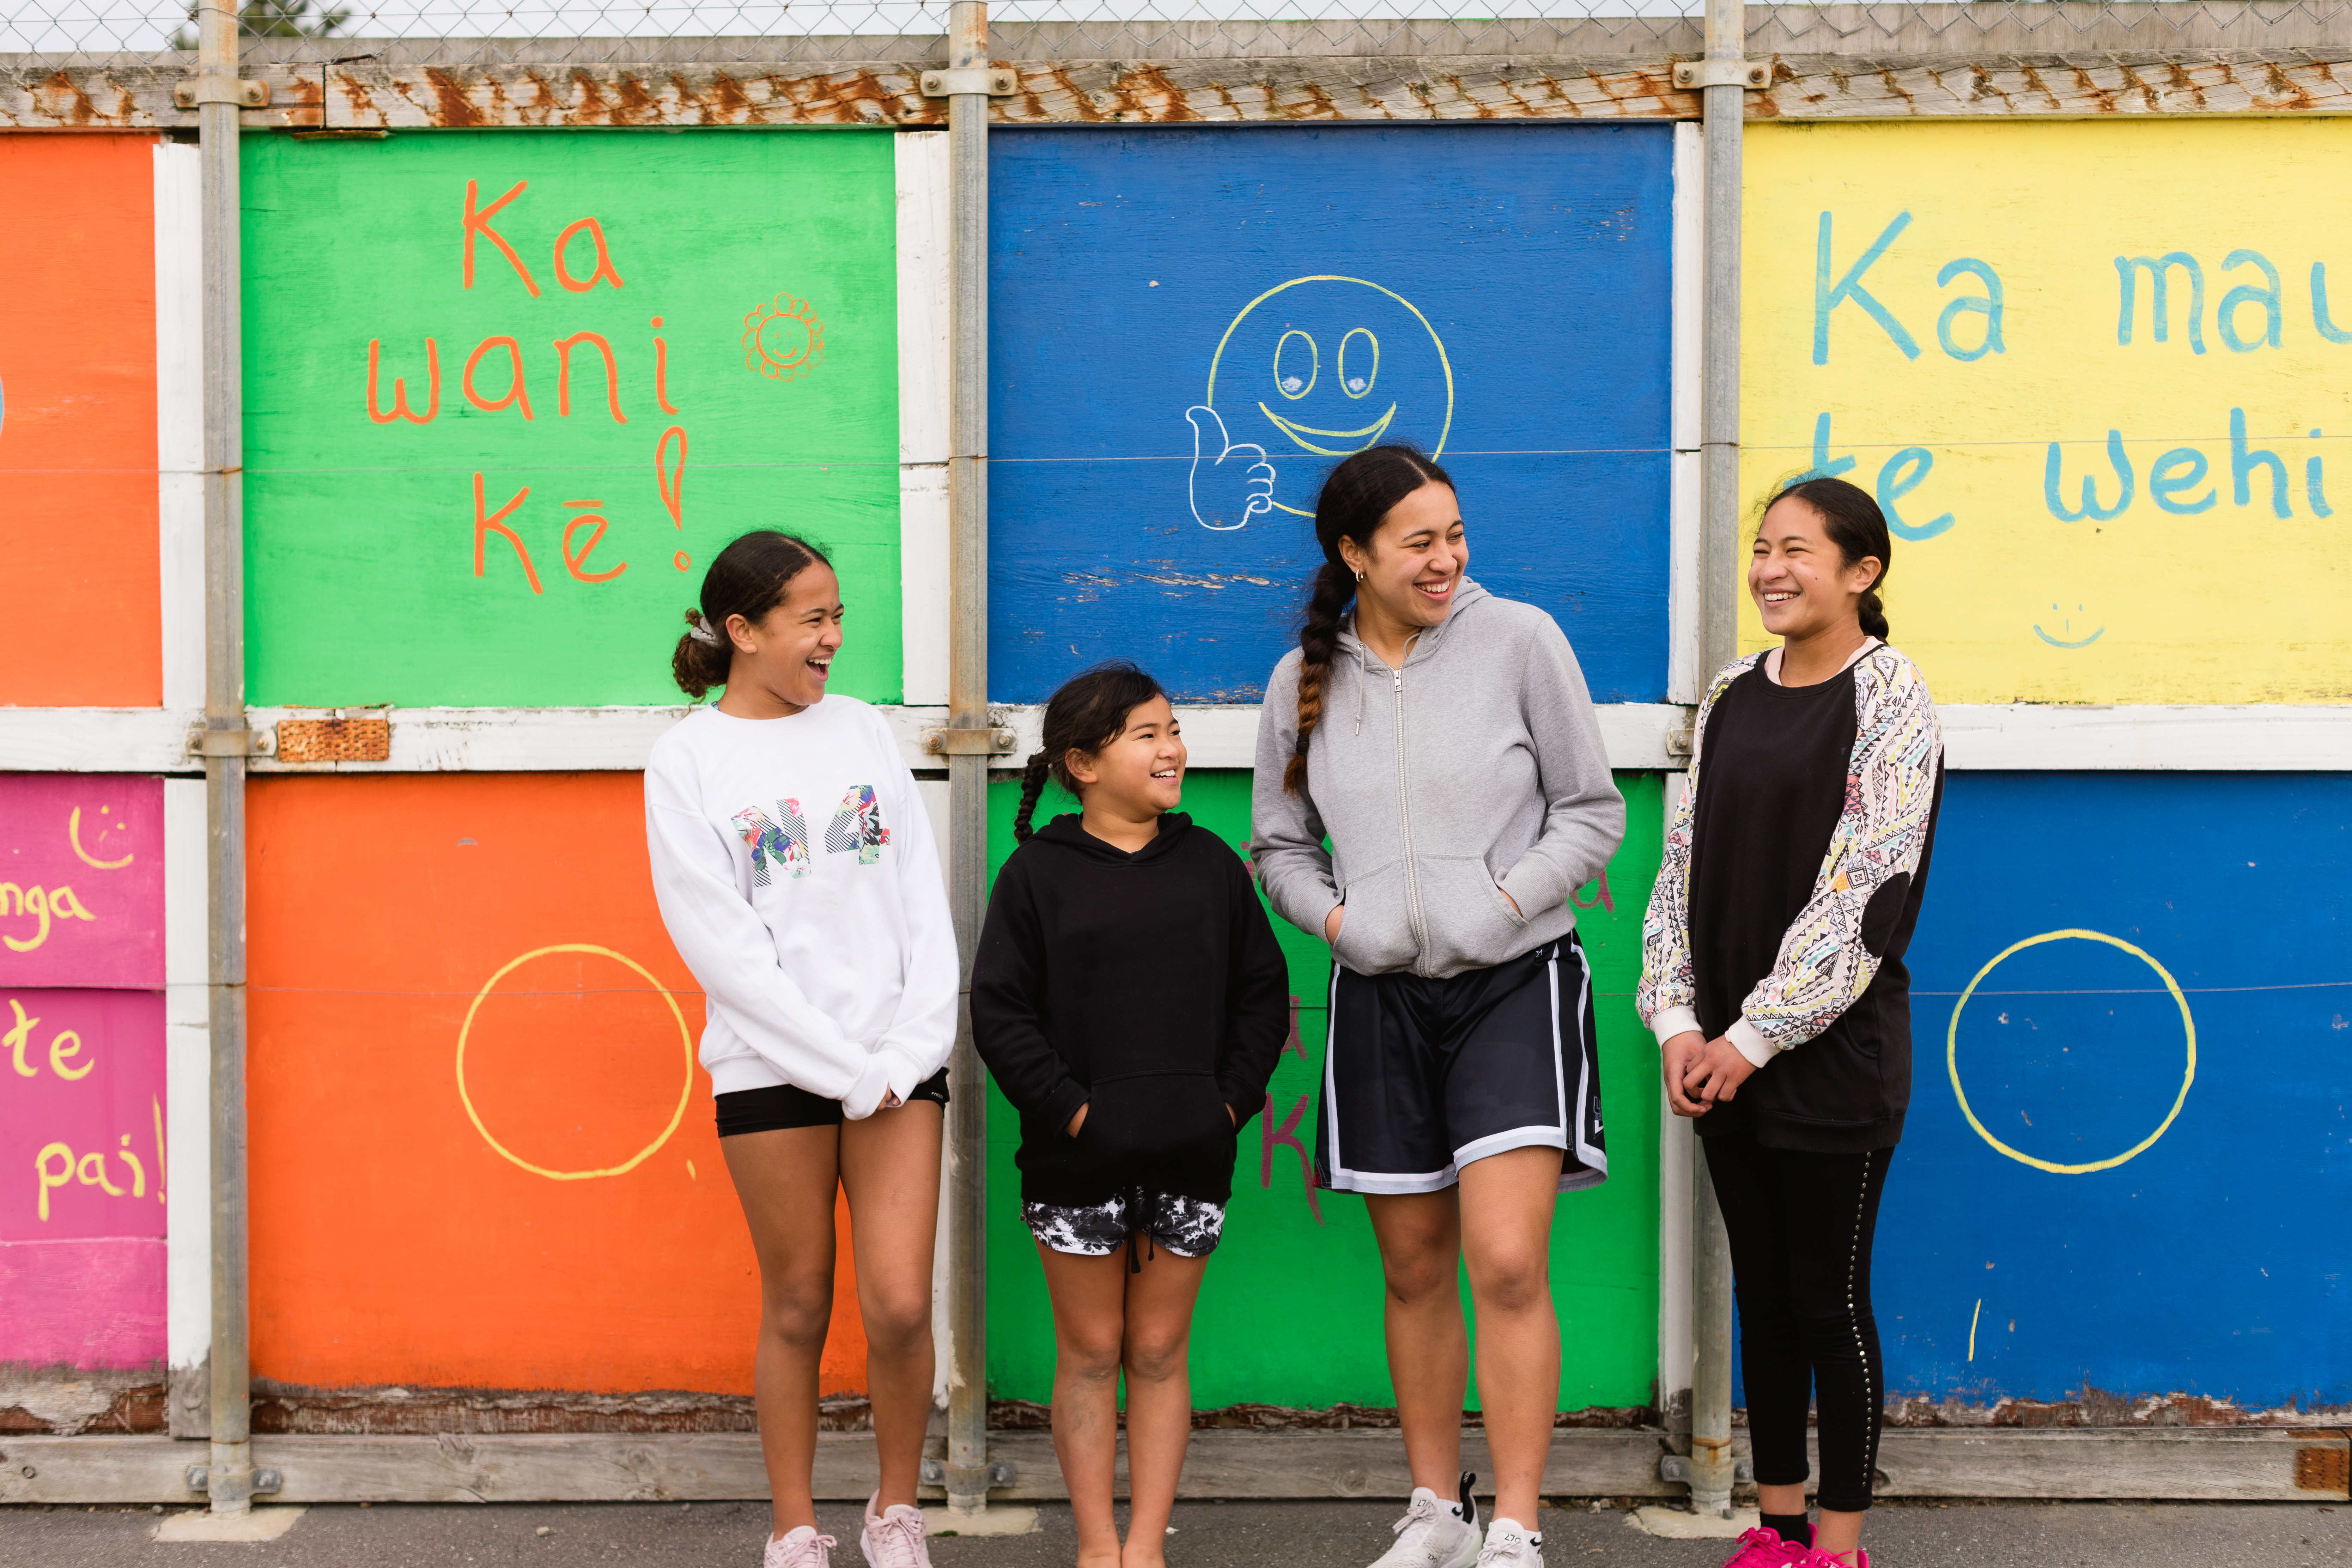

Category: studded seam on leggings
[1845, 1147, 1880, 1504]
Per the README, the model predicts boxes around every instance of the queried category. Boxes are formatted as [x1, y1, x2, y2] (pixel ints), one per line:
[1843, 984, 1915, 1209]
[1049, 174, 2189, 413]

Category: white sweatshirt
[644, 698, 957, 1116]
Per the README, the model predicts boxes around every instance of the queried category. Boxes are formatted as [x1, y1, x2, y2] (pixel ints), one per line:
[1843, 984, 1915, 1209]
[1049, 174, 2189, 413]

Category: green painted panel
[985, 769, 1665, 1412]
[242, 130, 902, 707]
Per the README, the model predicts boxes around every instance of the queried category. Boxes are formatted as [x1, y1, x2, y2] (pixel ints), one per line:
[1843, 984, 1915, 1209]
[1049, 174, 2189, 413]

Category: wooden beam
[14, 47, 2352, 130]
[1, 1426, 2343, 1505]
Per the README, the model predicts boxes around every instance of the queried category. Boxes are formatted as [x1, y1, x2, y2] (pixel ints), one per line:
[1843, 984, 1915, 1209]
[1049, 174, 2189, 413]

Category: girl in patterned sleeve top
[1637, 478, 1943, 1568]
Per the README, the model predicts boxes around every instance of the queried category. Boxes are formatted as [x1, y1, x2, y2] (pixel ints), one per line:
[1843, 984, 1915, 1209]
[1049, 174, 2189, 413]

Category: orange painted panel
[247, 773, 868, 1396]
[0, 135, 163, 706]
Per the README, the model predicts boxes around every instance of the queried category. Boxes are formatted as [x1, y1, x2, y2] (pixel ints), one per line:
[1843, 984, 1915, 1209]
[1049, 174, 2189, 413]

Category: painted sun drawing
[744, 292, 826, 381]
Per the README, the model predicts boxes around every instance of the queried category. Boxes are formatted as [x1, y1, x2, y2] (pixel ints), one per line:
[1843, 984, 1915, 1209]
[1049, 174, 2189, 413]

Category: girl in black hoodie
[972, 661, 1290, 1568]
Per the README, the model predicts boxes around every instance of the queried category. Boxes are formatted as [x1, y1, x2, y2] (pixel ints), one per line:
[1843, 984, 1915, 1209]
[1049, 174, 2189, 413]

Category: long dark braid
[1281, 561, 1356, 795]
[1283, 445, 1454, 795]
[1011, 660, 1168, 842]
[1011, 754, 1052, 843]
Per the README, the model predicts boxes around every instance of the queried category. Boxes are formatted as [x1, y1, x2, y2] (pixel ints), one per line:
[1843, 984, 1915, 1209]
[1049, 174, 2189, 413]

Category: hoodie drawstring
[1124, 1187, 1156, 1274]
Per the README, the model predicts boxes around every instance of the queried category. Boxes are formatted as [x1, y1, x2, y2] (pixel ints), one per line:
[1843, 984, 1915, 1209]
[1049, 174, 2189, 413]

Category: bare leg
[721, 1125, 844, 1541]
[839, 1100, 944, 1513]
[1037, 1245, 1131, 1568]
[1364, 1190, 1467, 1503]
[1456, 1147, 1565, 1529]
[1117, 1246, 1211, 1568]
[1813, 1508, 1862, 1558]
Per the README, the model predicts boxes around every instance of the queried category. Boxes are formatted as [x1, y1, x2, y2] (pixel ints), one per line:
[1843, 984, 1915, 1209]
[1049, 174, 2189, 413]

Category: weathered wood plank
[13, 49, 2352, 130]
[1, 1427, 2341, 1505]
[4, 703, 2344, 775]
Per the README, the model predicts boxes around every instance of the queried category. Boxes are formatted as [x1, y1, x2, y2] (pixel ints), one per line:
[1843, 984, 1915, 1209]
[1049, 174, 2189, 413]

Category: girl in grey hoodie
[1252, 446, 1625, 1568]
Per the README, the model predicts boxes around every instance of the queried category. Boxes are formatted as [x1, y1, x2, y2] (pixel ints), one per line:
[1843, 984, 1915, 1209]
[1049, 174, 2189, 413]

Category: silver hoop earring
[1354, 570, 1366, 583]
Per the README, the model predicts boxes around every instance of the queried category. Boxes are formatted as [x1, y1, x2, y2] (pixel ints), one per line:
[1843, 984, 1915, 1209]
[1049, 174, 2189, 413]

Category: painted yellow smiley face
[1204, 276, 1455, 517]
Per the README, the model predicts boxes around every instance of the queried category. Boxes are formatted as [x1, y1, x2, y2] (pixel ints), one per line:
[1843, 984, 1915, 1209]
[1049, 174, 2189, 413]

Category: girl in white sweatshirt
[644, 531, 958, 1568]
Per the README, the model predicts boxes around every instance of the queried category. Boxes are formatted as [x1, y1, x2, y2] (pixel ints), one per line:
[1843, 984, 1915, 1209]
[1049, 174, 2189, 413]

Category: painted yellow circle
[456, 943, 694, 1182]
[1945, 928, 2195, 1175]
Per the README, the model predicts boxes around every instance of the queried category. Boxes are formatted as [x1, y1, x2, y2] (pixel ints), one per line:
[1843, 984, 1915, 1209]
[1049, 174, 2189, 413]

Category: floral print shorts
[1022, 1190, 1225, 1259]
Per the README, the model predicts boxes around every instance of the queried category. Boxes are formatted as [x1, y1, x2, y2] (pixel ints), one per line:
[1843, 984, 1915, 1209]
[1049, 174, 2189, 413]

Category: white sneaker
[1371, 1475, 1481, 1568]
[1476, 1517, 1543, 1568]
[859, 1493, 932, 1568]
[765, 1526, 837, 1568]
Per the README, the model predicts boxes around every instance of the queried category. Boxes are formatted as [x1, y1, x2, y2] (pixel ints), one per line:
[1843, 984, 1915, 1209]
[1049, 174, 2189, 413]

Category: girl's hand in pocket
[1324, 905, 1345, 944]
[1064, 1103, 1089, 1137]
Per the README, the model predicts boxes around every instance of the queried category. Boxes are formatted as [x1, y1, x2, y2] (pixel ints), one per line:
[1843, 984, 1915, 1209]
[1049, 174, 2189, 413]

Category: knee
[1122, 1326, 1190, 1385]
[763, 1277, 836, 1348]
[1381, 1250, 1457, 1308]
[860, 1286, 934, 1354]
[1467, 1250, 1550, 1315]
[1057, 1325, 1125, 1385]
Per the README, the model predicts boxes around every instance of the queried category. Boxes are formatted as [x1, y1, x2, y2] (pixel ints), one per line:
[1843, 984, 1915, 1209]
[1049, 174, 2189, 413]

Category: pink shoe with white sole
[1720, 1526, 1810, 1568]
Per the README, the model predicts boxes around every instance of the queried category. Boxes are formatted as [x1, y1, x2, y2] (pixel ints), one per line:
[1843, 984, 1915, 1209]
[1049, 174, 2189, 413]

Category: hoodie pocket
[1078, 1073, 1233, 1175]
[1329, 859, 1416, 975]
[1416, 855, 1531, 975]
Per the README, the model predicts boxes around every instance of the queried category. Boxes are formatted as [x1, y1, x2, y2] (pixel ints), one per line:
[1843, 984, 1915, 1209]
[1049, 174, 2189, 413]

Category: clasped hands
[1661, 1029, 1757, 1118]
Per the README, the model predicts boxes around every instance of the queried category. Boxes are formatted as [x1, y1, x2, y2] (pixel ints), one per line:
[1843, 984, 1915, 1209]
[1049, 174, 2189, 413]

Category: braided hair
[1283, 445, 1454, 794]
[1013, 660, 1169, 842]
[1761, 476, 1893, 639]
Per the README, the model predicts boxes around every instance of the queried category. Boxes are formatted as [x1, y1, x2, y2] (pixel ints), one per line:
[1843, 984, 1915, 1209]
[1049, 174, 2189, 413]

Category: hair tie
[687, 613, 722, 647]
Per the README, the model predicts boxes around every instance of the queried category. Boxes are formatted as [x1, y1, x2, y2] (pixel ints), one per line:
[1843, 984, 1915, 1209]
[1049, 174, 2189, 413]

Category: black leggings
[1704, 1126, 1892, 1514]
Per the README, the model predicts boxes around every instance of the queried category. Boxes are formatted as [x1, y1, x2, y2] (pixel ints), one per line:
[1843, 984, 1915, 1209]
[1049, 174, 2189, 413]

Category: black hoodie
[970, 812, 1292, 1208]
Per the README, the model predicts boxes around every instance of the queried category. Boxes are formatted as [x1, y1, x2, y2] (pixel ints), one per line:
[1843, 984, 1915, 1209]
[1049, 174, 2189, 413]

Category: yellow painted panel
[1743, 120, 2352, 704]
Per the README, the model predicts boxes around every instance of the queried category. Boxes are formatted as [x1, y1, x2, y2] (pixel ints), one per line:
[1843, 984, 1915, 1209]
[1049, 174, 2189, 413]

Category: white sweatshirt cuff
[1647, 1006, 1702, 1049]
[1727, 1016, 1777, 1069]
[840, 1050, 912, 1121]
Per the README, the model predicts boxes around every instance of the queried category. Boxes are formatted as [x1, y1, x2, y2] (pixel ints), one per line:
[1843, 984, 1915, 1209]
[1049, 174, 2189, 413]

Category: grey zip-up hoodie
[1250, 578, 1625, 979]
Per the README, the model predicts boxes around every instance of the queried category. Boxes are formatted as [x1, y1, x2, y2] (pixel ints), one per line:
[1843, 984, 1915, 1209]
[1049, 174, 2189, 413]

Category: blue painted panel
[989, 124, 1674, 704]
[1861, 773, 2352, 1409]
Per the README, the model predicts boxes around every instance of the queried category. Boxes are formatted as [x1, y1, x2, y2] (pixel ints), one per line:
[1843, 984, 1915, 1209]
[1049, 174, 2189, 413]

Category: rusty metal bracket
[1667, 726, 1695, 760]
[185, 1463, 282, 1499]
[173, 75, 272, 109]
[921, 725, 1017, 757]
[920, 66, 1017, 98]
[1673, 60, 1769, 90]
[921, 1457, 1016, 1488]
[188, 725, 275, 759]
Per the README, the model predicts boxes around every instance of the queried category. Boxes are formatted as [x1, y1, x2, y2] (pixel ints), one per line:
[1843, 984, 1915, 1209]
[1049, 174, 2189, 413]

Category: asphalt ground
[5, 1498, 2348, 1568]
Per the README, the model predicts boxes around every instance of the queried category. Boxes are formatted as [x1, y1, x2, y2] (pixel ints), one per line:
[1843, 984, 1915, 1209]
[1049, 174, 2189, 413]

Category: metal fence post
[1684, 0, 1747, 1522]
[194, 0, 257, 1520]
[942, 0, 995, 1520]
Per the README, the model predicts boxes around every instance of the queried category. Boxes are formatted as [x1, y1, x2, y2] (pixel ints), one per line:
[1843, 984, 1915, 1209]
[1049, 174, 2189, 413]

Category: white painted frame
[896, 130, 952, 710]
[154, 142, 212, 1399]
[1667, 122, 1703, 706]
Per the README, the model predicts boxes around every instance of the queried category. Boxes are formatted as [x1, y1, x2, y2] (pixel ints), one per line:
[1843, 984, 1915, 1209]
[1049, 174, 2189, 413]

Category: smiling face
[1339, 482, 1467, 650]
[1207, 278, 1454, 515]
[1065, 695, 1186, 821]
[724, 563, 844, 715]
[1750, 496, 1880, 642]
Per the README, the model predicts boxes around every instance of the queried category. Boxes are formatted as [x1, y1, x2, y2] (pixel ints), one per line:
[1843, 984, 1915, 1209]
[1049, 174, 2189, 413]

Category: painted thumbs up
[1184, 406, 1277, 531]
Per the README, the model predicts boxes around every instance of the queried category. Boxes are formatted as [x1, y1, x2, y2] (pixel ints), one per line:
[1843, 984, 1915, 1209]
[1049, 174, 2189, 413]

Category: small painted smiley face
[1203, 277, 1454, 516]
[2033, 603, 2104, 649]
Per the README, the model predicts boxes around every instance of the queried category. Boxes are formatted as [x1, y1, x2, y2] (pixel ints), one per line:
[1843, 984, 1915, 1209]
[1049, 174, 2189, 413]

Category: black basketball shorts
[1315, 935, 1605, 1196]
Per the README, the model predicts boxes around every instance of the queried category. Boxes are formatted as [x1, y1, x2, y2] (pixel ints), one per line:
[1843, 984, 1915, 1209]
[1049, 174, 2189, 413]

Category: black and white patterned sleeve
[1636, 657, 1752, 1046]
[1731, 649, 1943, 1062]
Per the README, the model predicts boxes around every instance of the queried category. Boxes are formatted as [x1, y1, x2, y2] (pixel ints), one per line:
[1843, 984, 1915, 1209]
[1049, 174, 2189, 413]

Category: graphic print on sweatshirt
[733, 800, 813, 886]
[822, 784, 890, 865]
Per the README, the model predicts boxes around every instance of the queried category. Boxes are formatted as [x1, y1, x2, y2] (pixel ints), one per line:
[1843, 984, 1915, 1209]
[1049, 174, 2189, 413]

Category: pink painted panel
[0, 989, 167, 1241]
[0, 986, 167, 1369]
[0, 774, 163, 989]
[0, 1239, 165, 1368]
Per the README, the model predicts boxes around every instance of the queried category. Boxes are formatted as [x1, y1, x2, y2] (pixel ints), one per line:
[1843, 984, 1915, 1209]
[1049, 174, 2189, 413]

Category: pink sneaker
[1786, 1548, 1867, 1568]
[1720, 1526, 1809, 1568]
